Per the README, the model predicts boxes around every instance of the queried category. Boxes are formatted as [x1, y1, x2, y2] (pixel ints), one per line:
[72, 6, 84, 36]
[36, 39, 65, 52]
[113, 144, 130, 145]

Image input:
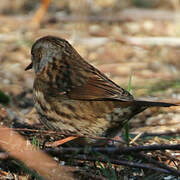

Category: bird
[25, 35, 177, 146]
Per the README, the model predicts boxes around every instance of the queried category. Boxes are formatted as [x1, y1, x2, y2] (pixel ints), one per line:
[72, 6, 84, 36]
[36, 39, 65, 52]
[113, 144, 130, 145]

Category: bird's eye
[31, 48, 42, 62]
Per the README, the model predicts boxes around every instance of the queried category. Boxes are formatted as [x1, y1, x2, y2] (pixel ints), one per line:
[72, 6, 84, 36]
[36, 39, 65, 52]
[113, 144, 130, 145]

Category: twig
[60, 154, 177, 175]
[139, 131, 180, 138]
[44, 144, 180, 156]
[129, 132, 143, 144]
[44, 145, 180, 176]
[132, 152, 180, 176]
[7, 128, 125, 144]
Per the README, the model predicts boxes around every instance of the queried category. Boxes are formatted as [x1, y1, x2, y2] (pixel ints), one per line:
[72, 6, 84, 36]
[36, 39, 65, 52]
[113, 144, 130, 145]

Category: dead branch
[57, 154, 180, 176]
[132, 152, 180, 176]
[44, 144, 180, 155]
[44, 145, 180, 176]
[139, 131, 180, 138]
[0, 126, 76, 180]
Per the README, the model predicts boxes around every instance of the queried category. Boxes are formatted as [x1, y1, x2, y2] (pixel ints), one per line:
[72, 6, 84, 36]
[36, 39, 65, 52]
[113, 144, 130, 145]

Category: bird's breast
[33, 89, 136, 137]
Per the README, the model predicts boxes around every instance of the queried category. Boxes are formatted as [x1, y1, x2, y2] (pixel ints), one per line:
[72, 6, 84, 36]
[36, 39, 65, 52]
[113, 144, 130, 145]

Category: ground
[0, 0, 179, 179]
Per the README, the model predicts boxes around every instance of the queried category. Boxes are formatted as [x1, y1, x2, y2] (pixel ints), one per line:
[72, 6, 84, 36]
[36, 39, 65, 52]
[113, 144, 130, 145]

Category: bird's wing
[67, 68, 134, 101]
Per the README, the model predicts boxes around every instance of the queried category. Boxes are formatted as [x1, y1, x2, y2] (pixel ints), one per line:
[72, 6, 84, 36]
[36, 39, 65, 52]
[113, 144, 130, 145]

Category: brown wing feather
[67, 68, 134, 101]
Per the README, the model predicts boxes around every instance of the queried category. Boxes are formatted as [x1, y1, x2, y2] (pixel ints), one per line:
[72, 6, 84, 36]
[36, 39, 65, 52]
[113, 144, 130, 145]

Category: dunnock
[25, 36, 176, 145]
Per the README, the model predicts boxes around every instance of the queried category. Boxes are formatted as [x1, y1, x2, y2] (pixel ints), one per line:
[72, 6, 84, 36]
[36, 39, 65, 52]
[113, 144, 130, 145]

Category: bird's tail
[133, 100, 177, 107]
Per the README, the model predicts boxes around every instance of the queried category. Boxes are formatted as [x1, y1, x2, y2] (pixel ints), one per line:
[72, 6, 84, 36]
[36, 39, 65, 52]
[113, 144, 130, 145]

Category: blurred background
[0, 1, 179, 179]
[0, 0, 180, 134]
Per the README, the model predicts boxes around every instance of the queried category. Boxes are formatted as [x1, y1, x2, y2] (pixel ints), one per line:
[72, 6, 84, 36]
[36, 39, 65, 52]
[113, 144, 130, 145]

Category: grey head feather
[32, 41, 63, 73]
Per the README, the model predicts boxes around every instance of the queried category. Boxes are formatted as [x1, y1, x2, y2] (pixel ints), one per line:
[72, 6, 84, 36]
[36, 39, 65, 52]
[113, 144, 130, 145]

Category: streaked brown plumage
[25, 36, 176, 145]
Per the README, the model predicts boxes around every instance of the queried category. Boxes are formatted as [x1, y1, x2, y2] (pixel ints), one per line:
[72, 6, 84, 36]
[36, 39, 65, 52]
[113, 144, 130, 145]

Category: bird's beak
[25, 62, 33, 71]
